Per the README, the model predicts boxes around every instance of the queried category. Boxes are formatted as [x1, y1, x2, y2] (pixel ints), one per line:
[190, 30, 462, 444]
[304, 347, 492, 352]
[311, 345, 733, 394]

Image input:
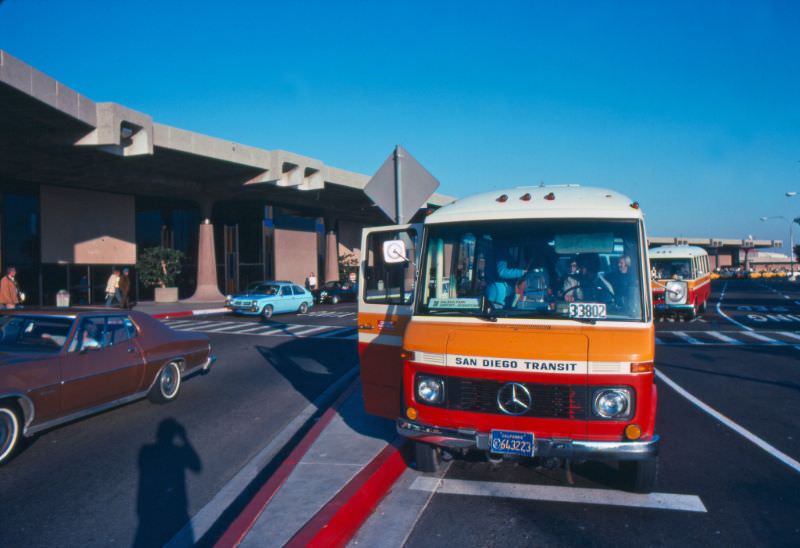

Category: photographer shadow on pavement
[133, 418, 202, 548]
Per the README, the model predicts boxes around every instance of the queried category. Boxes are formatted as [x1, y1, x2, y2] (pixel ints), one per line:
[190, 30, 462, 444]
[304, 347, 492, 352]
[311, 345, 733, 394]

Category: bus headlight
[665, 281, 688, 304]
[593, 388, 632, 419]
[416, 375, 445, 405]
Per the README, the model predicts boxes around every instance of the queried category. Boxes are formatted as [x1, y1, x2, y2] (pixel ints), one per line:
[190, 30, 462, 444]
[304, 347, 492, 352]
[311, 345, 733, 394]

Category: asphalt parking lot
[3, 286, 800, 547]
[370, 279, 800, 547]
[0, 303, 358, 547]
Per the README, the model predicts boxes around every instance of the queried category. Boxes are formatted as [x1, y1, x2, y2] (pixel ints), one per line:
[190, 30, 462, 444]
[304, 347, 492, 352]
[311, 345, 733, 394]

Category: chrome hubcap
[161, 365, 178, 397]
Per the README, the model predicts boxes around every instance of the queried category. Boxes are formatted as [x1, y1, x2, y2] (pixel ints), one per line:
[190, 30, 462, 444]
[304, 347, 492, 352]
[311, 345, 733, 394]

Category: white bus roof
[649, 245, 708, 259]
[425, 185, 643, 224]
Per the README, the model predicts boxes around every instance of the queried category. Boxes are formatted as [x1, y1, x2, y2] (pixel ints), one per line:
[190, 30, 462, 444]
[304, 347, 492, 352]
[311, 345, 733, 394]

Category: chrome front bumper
[397, 419, 659, 461]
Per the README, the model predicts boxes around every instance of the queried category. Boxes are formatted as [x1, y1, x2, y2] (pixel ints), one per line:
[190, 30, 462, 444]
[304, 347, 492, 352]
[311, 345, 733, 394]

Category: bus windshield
[417, 219, 646, 321]
[651, 258, 692, 280]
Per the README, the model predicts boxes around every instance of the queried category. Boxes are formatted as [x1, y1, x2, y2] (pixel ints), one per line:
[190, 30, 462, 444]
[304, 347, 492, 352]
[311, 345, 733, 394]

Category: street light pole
[789, 192, 798, 278]
[761, 215, 795, 277]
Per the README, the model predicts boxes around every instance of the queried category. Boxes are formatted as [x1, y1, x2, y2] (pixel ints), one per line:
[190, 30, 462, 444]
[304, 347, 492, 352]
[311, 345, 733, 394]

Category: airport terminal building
[0, 50, 450, 305]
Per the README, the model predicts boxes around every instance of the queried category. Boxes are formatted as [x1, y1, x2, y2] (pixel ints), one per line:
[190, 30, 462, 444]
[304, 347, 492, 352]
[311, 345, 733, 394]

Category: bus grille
[445, 377, 587, 419]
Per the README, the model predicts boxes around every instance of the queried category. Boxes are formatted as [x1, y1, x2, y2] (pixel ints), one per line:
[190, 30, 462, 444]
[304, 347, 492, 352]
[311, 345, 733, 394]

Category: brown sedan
[0, 309, 214, 465]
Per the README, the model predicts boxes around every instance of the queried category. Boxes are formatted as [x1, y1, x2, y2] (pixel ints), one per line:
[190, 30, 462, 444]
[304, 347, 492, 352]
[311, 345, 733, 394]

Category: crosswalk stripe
[740, 331, 780, 343]
[290, 325, 332, 336]
[705, 331, 741, 344]
[778, 331, 800, 342]
[204, 323, 255, 333]
[672, 331, 705, 345]
[164, 319, 202, 328]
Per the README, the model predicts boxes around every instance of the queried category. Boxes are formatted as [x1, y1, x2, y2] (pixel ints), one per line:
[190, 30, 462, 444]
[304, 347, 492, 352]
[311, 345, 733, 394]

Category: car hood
[232, 293, 275, 298]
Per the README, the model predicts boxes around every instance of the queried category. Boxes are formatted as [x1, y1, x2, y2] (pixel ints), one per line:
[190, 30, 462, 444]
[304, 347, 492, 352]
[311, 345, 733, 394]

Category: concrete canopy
[0, 49, 452, 223]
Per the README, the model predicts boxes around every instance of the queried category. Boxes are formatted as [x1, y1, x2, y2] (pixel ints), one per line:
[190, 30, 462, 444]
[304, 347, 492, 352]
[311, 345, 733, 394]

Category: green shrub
[137, 246, 185, 288]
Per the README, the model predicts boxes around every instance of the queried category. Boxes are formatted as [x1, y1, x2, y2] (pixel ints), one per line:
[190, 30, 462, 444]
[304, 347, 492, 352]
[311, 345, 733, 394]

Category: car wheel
[621, 458, 658, 493]
[331, 295, 339, 305]
[414, 441, 441, 473]
[298, 302, 309, 314]
[262, 304, 273, 319]
[149, 362, 182, 404]
[0, 404, 21, 465]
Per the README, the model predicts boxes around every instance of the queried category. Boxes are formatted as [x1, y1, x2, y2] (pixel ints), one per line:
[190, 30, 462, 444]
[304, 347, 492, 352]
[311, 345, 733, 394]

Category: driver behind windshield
[485, 244, 528, 309]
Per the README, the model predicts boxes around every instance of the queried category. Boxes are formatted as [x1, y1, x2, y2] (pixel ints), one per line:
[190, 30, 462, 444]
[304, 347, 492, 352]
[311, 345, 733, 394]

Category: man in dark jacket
[119, 268, 132, 309]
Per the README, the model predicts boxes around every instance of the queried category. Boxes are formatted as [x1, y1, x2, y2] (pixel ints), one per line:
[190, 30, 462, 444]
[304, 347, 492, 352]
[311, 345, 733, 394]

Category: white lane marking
[176, 321, 239, 331]
[408, 477, 706, 513]
[715, 282, 753, 331]
[163, 319, 202, 328]
[778, 331, 800, 342]
[203, 323, 256, 333]
[672, 331, 705, 345]
[655, 337, 665, 345]
[705, 331, 742, 344]
[165, 367, 359, 548]
[290, 325, 333, 337]
[740, 331, 779, 344]
[165, 319, 219, 328]
[655, 369, 800, 474]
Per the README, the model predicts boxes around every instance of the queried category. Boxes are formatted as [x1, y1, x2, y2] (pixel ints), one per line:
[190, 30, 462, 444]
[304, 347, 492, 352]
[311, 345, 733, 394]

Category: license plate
[568, 302, 607, 319]
[490, 430, 535, 457]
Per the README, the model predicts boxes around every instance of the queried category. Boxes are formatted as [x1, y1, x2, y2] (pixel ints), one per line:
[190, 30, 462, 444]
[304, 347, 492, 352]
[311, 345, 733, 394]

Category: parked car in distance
[312, 281, 357, 304]
[0, 309, 214, 465]
[227, 280, 313, 319]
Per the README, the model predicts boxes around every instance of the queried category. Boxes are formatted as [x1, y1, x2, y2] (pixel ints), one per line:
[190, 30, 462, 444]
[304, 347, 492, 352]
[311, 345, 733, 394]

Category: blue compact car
[226, 281, 314, 319]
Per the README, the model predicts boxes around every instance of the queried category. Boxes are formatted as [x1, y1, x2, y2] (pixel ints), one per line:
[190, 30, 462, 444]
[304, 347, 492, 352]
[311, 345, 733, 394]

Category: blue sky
[2, 0, 799, 248]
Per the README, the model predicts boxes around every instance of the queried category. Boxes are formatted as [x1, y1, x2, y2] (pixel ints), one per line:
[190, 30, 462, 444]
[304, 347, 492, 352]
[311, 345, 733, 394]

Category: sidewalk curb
[214, 379, 361, 548]
[150, 307, 229, 320]
[286, 438, 408, 548]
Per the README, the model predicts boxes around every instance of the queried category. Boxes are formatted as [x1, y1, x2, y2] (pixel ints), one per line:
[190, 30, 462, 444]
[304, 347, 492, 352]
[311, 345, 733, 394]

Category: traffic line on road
[715, 282, 753, 331]
[672, 331, 705, 345]
[289, 325, 333, 337]
[739, 331, 780, 344]
[777, 331, 800, 342]
[317, 327, 356, 338]
[655, 369, 800, 475]
[408, 477, 707, 513]
[705, 331, 741, 344]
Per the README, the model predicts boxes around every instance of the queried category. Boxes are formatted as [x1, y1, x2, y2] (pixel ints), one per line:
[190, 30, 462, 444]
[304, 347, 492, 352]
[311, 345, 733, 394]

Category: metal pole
[790, 221, 795, 277]
[394, 145, 403, 224]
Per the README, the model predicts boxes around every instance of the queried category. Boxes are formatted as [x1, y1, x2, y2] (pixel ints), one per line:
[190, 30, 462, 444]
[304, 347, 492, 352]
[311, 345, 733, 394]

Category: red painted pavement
[285, 438, 408, 548]
[214, 380, 360, 548]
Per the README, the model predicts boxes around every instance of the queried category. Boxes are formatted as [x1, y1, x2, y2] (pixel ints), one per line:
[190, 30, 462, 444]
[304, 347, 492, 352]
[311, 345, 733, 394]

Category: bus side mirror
[382, 240, 408, 264]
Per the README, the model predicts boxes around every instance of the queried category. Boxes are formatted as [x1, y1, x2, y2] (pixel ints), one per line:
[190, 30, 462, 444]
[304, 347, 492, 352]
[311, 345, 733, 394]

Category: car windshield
[417, 219, 646, 321]
[651, 258, 692, 280]
[323, 281, 341, 289]
[0, 315, 75, 353]
[246, 283, 279, 295]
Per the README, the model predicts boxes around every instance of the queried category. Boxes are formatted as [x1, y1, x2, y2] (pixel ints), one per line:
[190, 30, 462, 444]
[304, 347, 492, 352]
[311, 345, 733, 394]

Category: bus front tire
[414, 442, 441, 473]
[621, 458, 658, 494]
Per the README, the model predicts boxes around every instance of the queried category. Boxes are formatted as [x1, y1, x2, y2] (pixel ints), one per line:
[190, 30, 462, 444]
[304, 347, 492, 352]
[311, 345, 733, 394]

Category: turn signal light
[630, 361, 654, 373]
[399, 350, 411, 359]
[625, 424, 642, 440]
[406, 407, 418, 420]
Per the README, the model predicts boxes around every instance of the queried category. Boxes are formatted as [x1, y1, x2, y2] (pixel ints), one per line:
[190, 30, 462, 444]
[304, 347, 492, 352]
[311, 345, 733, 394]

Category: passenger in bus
[607, 255, 637, 314]
[562, 259, 582, 302]
[485, 246, 527, 309]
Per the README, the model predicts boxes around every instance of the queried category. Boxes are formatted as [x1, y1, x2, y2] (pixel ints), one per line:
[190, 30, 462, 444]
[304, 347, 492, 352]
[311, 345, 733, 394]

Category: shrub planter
[155, 287, 179, 303]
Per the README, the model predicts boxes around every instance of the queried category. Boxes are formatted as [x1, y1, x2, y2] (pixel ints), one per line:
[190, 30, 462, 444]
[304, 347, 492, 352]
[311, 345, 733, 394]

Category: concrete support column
[186, 201, 226, 303]
[325, 230, 339, 283]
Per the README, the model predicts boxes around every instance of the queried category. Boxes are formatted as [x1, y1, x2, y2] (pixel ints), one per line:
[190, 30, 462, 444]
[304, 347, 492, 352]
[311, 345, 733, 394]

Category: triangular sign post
[364, 145, 440, 224]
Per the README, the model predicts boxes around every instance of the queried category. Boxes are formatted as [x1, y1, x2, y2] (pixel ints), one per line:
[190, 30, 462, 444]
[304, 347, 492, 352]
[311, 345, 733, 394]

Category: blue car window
[280, 286, 292, 296]
[292, 285, 305, 295]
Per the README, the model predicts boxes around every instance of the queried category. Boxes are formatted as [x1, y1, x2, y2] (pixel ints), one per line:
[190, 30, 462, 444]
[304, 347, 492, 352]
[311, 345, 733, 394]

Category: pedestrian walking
[105, 268, 121, 307]
[119, 268, 132, 309]
[0, 266, 21, 309]
[306, 271, 318, 291]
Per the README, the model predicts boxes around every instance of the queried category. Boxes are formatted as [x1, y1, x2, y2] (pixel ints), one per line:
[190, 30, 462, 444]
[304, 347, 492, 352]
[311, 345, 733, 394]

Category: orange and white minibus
[358, 185, 659, 493]
[649, 245, 711, 319]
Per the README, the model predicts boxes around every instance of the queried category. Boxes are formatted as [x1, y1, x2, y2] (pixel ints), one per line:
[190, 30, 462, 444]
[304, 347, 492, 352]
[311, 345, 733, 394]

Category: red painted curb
[285, 438, 408, 548]
[151, 310, 195, 320]
[214, 380, 360, 548]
